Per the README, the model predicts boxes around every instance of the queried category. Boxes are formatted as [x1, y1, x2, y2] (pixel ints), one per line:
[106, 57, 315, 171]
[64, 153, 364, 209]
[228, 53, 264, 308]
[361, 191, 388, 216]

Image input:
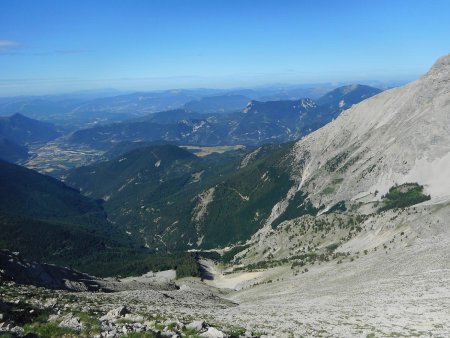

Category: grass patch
[74, 311, 101, 335]
[227, 326, 247, 337]
[23, 321, 78, 337]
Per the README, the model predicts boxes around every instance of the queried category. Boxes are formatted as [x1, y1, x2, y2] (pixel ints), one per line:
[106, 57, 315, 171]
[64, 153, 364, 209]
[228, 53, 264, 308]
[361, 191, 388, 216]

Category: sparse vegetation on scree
[379, 183, 430, 211]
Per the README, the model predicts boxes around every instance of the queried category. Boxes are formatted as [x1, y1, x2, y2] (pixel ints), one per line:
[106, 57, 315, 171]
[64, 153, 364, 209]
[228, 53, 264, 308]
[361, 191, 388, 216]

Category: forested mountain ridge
[67, 85, 382, 149]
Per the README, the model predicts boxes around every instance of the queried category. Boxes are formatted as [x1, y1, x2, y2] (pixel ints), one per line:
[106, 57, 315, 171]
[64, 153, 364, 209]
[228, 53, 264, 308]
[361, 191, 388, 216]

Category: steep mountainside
[66, 144, 197, 200]
[0, 160, 129, 271]
[0, 113, 60, 145]
[287, 54, 450, 211]
[66, 143, 318, 250]
[0, 160, 107, 225]
[65, 145, 247, 250]
[68, 85, 381, 149]
[0, 160, 205, 278]
[0, 137, 29, 163]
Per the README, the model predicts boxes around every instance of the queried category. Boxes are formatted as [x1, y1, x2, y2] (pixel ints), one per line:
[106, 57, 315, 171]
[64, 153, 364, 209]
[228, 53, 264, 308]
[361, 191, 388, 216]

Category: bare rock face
[286, 53, 450, 209]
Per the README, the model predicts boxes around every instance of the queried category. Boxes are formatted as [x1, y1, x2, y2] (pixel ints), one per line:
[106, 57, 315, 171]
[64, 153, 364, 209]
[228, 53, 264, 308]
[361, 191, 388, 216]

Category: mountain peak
[424, 53, 450, 79]
[10, 112, 28, 120]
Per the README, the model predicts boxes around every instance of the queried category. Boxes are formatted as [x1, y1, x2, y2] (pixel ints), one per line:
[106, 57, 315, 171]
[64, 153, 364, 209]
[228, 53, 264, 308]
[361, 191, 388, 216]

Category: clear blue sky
[1, 0, 450, 96]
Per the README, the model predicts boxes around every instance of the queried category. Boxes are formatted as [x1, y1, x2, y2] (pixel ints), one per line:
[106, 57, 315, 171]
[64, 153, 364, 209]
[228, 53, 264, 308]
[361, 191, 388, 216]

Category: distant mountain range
[0, 138, 29, 163]
[0, 83, 387, 127]
[68, 84, 382, 149]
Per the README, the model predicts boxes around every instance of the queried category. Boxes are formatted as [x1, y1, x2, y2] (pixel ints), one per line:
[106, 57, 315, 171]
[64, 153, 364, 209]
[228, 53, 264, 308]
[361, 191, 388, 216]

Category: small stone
[106, 328, 117, 338]
[12, 326, 24, 334]
[178, 284, 190, 291]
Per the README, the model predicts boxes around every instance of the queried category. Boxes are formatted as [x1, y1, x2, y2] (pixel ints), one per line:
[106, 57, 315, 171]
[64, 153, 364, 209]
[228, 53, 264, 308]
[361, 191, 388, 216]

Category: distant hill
[66, 144, 197, 200]
[184, 94, 250, 114]
[68, 84, 382, 149]
[316, 84, 382, 112]
[0, 113, 60, 145]
[104, 140, 176, 160]
[140, 109, 206, 124]
[232, 98, 322, 144]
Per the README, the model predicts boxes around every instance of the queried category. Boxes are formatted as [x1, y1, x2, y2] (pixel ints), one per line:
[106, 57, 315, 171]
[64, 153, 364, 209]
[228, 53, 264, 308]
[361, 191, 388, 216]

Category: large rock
[200, 327, 225, 338]
[58, 314, 83, 331]
[186, 320, 206, 331]
[0, 250, 104, 292]
[100, 306, 129, 321]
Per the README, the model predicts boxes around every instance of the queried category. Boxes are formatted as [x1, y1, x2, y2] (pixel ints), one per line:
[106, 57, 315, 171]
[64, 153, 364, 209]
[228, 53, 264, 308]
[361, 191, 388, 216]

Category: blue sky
[1, 0, 450, 96]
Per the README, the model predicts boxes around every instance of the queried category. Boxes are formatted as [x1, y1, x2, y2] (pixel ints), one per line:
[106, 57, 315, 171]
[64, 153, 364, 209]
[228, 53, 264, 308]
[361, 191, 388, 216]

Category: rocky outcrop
[0, 249, 106, 292]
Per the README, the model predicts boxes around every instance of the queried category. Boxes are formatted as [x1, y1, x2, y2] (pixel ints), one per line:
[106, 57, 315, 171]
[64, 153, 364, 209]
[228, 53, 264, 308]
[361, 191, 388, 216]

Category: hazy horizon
[0, 78, 410, 99]
[1, 0, 450, 96]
